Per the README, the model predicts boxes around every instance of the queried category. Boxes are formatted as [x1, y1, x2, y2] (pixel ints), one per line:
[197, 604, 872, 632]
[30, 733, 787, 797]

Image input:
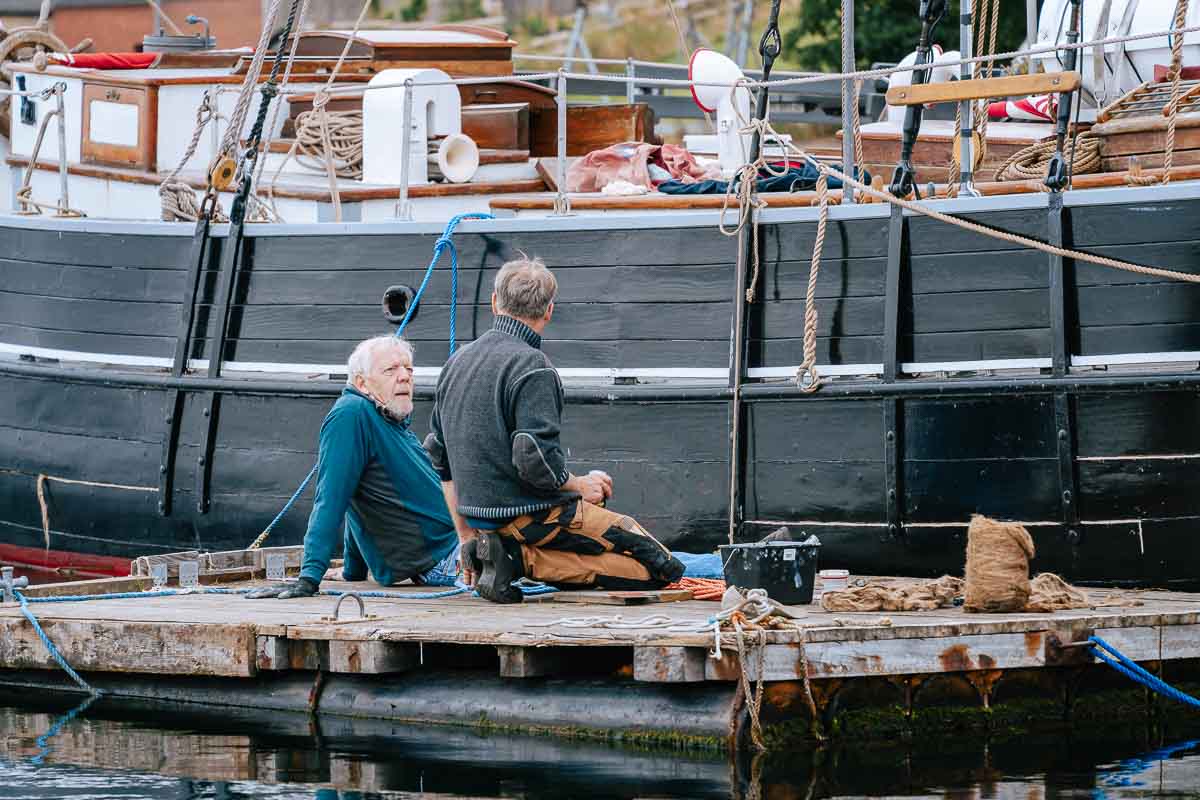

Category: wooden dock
[3, 565, 1200, 751]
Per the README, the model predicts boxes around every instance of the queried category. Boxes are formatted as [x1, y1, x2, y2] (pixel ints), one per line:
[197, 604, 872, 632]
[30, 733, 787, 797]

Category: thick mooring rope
[997, 133, 1103, 182]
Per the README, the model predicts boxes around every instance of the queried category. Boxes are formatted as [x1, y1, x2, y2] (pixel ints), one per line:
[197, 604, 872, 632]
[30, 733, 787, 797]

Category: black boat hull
[3, 186, 1200, 585]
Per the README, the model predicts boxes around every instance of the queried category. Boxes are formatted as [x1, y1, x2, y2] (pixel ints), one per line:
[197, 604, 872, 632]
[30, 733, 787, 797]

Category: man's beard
[376, 396, 413, 421]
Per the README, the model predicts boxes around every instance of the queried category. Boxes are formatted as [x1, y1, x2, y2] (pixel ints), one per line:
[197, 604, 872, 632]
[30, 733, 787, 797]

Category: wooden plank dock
[3, 566, 1200, 751]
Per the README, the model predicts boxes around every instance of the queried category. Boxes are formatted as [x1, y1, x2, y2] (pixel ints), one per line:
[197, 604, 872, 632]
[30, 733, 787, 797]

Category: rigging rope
[266, 0, 372, 222]
[1162, 0, 1191, 184]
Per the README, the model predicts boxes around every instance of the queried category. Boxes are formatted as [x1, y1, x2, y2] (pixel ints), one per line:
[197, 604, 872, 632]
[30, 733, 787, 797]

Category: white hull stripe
[4, 342, 1200, 381]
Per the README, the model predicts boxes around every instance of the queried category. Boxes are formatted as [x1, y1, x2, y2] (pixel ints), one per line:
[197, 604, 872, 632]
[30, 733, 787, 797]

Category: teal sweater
[299, 387, 456, 585]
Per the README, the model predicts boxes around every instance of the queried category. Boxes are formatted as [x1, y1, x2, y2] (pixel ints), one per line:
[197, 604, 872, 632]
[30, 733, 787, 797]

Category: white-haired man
[248, 335, 459, 599]
[425, 256, 685, 603]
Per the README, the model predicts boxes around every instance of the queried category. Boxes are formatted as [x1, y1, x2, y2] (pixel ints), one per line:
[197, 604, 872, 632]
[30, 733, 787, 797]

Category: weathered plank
[0, 617, 256, 677]
[328, 640, 418, 674]
[634, 646, 707, 683]
[497, 645, 575, 678]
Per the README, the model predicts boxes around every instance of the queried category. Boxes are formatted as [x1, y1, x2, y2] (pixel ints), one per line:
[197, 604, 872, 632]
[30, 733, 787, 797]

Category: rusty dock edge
[3, 578, 1200, 751]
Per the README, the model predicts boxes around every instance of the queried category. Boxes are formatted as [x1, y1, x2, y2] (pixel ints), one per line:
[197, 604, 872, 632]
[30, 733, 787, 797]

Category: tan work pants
[497, 500, 678, 589]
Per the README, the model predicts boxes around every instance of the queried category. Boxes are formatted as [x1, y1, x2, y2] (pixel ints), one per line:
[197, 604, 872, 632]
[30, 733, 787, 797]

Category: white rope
[249, 0, 310, 223]
[216, 0, 284, 163]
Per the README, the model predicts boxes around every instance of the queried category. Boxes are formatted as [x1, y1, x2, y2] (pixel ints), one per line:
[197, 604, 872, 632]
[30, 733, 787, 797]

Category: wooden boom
[886, 71, 1081, 106]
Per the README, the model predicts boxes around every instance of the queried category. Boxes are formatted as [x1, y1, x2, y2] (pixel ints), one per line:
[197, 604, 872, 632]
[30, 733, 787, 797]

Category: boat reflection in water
[3, 695, 1200, 798]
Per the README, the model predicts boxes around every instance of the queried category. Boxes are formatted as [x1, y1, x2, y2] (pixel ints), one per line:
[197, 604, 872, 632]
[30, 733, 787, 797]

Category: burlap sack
[963, 515, 1035, 613]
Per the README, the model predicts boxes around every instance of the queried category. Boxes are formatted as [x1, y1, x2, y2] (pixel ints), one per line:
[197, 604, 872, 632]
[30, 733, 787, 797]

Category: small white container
[816, 569, 850, 599]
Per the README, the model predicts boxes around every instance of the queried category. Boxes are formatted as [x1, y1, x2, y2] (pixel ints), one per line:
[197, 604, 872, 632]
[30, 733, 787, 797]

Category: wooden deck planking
[2, 578, 1199, 682]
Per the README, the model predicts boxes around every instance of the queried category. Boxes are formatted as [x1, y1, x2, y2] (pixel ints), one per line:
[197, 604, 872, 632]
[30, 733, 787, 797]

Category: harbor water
[3, 694, 1200, 798]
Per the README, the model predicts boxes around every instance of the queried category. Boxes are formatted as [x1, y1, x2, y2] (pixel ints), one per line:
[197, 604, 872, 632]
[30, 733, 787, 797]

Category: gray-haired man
[248, 336, 460, 599]
[425, 256, 685, 603]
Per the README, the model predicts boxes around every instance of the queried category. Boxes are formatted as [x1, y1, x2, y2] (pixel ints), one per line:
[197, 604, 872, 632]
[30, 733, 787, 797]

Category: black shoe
[659, 554, 686, 583]
[474, 533, 524, 604]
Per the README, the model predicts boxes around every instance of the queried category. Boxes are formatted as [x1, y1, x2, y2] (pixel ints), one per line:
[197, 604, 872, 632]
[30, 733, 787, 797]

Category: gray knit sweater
[424, 315, 579, 520]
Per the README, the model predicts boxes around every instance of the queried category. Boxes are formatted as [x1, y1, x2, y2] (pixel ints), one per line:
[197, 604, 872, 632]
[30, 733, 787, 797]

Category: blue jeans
[413, 540, 465, 588]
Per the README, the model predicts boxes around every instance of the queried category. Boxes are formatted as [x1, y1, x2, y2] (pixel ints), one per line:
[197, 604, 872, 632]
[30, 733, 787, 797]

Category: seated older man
[425, 256, 686, 603]
[248, 335, 459, 599]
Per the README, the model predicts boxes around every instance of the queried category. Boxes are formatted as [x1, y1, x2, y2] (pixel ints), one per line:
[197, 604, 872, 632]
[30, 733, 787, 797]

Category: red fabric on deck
[52, 52, 159, 70]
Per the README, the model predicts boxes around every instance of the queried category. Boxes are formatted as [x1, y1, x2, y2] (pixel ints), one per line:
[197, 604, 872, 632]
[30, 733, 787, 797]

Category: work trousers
[497, 500, 682, 589]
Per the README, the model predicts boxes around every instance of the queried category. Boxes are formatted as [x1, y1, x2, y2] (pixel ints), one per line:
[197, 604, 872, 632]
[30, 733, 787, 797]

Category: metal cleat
[1, 566, 29, 604]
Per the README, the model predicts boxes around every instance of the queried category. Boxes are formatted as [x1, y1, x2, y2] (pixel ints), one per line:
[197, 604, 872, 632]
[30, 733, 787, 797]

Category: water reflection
[3, 695, 1200, 798]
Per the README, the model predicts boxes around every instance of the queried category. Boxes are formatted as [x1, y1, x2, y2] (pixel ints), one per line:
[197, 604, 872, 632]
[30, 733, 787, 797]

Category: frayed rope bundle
[820, 516, 1093, 614]
[821, 575, 964, 612]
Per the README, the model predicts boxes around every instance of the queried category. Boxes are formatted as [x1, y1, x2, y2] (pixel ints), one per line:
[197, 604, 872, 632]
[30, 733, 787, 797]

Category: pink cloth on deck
[566, 142, 720, 192]
[51, 52, 160, 69]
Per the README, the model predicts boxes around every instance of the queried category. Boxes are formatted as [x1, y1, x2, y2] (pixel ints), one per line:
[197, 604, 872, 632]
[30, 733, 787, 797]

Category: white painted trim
[747, 364, 884, 378]
[1072, 351, 1200, 367]
[0, 342, 173, 368]
[901, 357, 1052, 372]
[1062, 180, 1200, 207]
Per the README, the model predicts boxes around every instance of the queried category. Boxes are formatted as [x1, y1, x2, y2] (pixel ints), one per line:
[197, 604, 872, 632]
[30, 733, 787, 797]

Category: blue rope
[394, 212, 494, 354]
[1089, 635, 1200, 709]
[19, 586, 469, 602]
[14, 591, 100, 696]
[30, 693, 100, 767]
[254, 463, 318, 544]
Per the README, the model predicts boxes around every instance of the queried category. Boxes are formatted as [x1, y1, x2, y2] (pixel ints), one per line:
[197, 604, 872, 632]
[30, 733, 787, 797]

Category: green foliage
[783, 1, 1029, 72]
[445, 0, 485, 22]
[400, 0, 426, 22]
[520, 14, 550, 37]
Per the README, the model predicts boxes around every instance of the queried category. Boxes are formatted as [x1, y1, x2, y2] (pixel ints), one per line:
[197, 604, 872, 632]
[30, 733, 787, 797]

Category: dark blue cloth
[300, 387, 456, 585]
[657, 163, 869, 195]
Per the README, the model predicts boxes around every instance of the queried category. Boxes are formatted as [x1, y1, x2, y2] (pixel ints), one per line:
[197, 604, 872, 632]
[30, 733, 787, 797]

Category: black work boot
[474, 533, 525, 604]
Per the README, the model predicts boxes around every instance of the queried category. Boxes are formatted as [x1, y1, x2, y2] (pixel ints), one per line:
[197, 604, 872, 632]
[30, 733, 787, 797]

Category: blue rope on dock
[1089, 634, 1200, 708]
[20, 586, 469, 602]
[13, 591, 100, 696]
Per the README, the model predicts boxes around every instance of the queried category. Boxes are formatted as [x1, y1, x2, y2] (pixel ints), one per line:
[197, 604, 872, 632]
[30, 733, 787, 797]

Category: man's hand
[322, 567, 344, 583]
[565, 472, 609, 505]
[588, 470, 614, 501]
[245, 577, 319, 600]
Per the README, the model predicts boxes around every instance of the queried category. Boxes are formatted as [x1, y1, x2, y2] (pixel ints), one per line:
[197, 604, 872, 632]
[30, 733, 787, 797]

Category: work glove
[245, 577, 319, 600]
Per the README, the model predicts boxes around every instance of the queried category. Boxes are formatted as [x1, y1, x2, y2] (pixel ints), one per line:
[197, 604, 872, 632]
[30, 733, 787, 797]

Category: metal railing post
[957, 0, 981, 196]
[53, 84, 69, 215]
[395, 77, 415, 221]
[553, 69, 572, 216]
[626, 57, 635, 105]
[1027, 0, 1039, 50]
[840, 0, 857, 203]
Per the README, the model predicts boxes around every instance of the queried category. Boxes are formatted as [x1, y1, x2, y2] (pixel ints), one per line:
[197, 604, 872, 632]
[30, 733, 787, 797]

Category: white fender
[885, 46, 961, 122]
